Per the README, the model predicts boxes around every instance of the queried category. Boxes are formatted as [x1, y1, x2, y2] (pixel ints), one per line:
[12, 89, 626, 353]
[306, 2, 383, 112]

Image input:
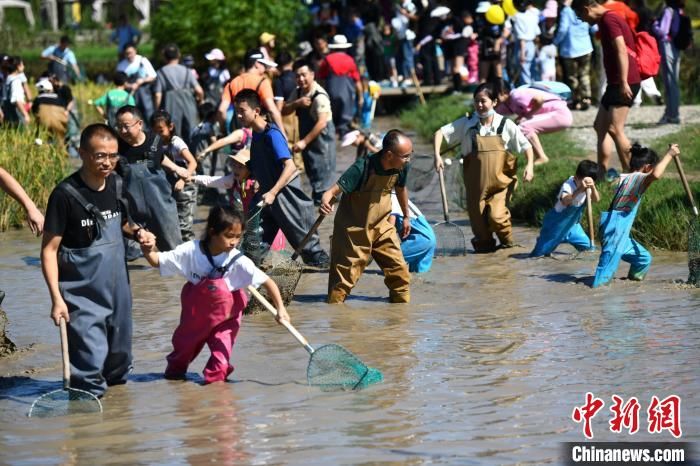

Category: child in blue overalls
[592, 143, 681, 287]
[531, 160, 600, 257]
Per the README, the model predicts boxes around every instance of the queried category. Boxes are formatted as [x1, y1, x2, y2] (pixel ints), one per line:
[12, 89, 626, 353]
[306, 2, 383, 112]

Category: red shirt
[317, 52, 361, 82]
[603, 1, 639, 32]
[600, 11, 641, 85]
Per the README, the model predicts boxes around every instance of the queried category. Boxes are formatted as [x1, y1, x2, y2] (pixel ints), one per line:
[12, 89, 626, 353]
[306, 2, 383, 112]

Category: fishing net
[28, 388, 102, 418]
[433, 221, 467, 256]
[307, 344, 384, 391]
[244, 252, 303, 315]
[688, 217, 700, 286]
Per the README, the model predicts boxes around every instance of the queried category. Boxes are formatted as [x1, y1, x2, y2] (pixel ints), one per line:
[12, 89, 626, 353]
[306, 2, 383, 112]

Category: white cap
[36, 79, 53, 92]
[246, 50, 278, 68]
[328, 34, 353, 49]
[205, 48, 226, 61]
[476, 1, 491, 13]
[341, 130, 361, 147]
[430, 6, 451, 18]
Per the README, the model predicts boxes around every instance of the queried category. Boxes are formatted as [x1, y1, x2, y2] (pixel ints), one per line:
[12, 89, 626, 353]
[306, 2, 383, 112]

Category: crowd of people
[0, 0, 692, 396]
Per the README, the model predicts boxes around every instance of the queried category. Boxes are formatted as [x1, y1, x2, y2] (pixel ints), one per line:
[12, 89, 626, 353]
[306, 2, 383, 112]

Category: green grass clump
[0, 128, 70, 232]
[645, 124, 700, 173]
[399, 94, 473, 141]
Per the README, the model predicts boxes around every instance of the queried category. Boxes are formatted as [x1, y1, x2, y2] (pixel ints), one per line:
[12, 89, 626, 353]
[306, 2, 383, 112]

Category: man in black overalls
[283, 59, 336, 206]
[41, 124, 155, 397]
[234, 89, 330, 267]
[114, 105, 184, 259]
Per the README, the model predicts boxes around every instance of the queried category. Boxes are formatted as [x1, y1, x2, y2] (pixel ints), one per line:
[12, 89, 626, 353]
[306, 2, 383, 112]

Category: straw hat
[228, 149, 251, 166]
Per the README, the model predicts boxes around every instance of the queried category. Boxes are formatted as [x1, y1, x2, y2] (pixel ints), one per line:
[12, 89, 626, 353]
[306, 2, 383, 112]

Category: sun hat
[328, 34, 353, 49]
[228, 149, 251, 166]
[476, 1, 492, 13]
[259, 32, 276, 45]
[205, 48, 226, 61]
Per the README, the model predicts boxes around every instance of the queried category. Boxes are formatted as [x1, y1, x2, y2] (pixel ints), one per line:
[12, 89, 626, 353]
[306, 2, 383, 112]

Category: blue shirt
[252, 124, 290, 163]
[41, 45, 77, 65]
[111, 25, 141, 53]
[553, 5, 594, 59]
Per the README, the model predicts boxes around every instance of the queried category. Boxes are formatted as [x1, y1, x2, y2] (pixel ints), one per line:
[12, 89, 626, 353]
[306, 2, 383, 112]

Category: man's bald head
[382, 129, 412, 155]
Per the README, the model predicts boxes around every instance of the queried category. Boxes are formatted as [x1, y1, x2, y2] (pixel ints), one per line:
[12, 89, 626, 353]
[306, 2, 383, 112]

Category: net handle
[291, 196, 337, 261]
[437, 168, 450, 222]
[586, 187, 594, 247]
[247, 285, 315, 354]
[673, 156, 699, 217]
[59, 318, 70, 390]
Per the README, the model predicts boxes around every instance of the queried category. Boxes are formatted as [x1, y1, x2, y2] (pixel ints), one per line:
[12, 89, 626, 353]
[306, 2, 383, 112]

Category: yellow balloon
[503, 0, 518, 17]
[485, 5, 506, 25]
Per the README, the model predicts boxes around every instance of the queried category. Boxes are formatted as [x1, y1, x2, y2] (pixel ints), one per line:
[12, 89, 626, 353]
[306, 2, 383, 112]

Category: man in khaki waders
[319, 130, 413, 304]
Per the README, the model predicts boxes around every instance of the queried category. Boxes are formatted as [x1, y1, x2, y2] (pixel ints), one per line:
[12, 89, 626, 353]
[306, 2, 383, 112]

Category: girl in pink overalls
[141, 205, 290, 383]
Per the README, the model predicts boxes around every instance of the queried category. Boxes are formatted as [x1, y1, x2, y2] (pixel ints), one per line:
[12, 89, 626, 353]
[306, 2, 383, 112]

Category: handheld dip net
[433, 167, 467, 256]
[248, 286, 383, 390]
[243, 199, 335, 314]
[673, 156, 700, 287]
[28, 318, 102, 418]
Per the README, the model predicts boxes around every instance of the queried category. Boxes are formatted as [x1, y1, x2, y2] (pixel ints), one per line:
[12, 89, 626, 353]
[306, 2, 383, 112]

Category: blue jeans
[516, 40, 536, 86]
[399, 39, 414, 79]
[660, 40, 681, 120]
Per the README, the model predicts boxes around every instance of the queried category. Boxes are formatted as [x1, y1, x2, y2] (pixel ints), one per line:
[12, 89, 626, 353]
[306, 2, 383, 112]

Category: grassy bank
[400, 95, 700, 251]
[0, 128, 70, 232]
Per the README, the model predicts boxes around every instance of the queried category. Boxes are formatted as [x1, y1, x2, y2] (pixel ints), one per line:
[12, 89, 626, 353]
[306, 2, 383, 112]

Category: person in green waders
[319, 129, 412, 304]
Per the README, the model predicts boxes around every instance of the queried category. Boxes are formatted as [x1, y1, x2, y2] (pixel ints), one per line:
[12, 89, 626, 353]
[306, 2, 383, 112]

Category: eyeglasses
[395, 151, 412, 161]
[90, 152, 121, 161]
[115, 120, 141, 131]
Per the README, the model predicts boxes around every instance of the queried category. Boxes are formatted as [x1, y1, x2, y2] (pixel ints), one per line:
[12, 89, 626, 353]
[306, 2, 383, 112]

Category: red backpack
[626, 31, 661, 80]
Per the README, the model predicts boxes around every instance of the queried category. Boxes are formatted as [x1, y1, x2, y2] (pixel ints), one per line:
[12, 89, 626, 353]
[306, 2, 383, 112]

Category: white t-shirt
[7, 74, 25, 104]
[116, 55, 157, 80]
[158, 240, 268, 291]
[390, 192, 423, 219]
[165, 135, 189, 165]
[554, 176, 586, 212]
[439, 113, 531, 157]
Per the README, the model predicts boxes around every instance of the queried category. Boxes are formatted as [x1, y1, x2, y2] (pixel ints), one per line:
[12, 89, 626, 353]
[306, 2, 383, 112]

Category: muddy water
[2, 125, 700, 465]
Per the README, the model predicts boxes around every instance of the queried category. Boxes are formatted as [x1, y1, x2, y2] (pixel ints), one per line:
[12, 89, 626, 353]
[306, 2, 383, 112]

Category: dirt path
[567, 104, 700, 153]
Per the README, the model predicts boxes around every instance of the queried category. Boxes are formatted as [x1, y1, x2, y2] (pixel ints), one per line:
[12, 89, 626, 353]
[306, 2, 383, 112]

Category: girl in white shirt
[141, 205, 289, 383]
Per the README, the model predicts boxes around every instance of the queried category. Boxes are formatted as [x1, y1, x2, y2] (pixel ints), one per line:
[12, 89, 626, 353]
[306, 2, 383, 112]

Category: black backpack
[672, 9, 693, 51]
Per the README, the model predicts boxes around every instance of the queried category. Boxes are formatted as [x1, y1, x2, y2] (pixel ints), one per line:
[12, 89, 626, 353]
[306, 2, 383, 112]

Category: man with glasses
[114, 105, 186, 259]
[319, 129, 413, 304]
[41, 123, 155, 397]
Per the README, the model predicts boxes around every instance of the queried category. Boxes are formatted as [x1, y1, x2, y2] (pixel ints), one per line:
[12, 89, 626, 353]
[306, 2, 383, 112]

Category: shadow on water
[540, 272, 591, 285]
[0, 376, 60, 401]
[20, 256, 41, 267]
[294, 293, 388, 303]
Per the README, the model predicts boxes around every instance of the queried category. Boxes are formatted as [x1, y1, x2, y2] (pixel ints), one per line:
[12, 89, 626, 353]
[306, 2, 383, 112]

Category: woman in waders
[141, 205, 290, 383]
[320, 130, 412, 304]
[433, 82, 535, 253]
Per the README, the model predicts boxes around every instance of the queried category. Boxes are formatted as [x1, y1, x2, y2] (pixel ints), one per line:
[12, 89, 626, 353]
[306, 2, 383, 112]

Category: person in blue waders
[388, 191, 436, 273]
[530, 160, 600, 257]
[41, 124, 156, 397]
[592, 143, 681, 288]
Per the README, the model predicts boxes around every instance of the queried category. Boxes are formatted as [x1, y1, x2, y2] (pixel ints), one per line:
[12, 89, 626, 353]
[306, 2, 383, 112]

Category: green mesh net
[688, 217, 700, 286]
[28, 388, 103, 418]
[242, 203, 266, 267]
[307, 344, 383, 391]
[433, 221, 467, 257]
[244, 254, 303, 315]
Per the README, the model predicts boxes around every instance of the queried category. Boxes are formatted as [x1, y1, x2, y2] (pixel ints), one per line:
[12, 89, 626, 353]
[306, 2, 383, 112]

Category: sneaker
[305, 251, 330, 268]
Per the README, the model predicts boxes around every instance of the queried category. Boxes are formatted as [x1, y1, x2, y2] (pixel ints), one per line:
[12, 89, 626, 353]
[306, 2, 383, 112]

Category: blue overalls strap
[202, 240, 244, 279]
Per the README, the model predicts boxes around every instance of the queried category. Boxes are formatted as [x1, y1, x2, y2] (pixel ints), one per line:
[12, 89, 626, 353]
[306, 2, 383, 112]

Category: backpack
[672, 9, 693, 51]
[626, 30, 661, 80]
[518, 81, 572, 100]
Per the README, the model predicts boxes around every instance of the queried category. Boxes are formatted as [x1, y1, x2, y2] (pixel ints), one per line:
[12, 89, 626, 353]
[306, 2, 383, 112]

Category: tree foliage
[150, 0, 308, 68]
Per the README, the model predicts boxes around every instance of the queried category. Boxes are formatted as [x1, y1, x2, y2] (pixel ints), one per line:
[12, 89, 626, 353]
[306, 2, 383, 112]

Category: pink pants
[165, 280, 248, 384]
[467, 42, 479, 84]
[518, 100, 573, 139]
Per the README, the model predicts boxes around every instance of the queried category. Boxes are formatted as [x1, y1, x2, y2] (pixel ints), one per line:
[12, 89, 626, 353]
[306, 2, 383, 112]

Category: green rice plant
[73, 81, 113, 127]
[0, 127, 69, 232]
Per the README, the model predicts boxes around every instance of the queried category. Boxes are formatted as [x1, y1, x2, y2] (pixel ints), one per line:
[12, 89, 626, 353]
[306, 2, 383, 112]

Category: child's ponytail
[630, 143, 659, 171]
